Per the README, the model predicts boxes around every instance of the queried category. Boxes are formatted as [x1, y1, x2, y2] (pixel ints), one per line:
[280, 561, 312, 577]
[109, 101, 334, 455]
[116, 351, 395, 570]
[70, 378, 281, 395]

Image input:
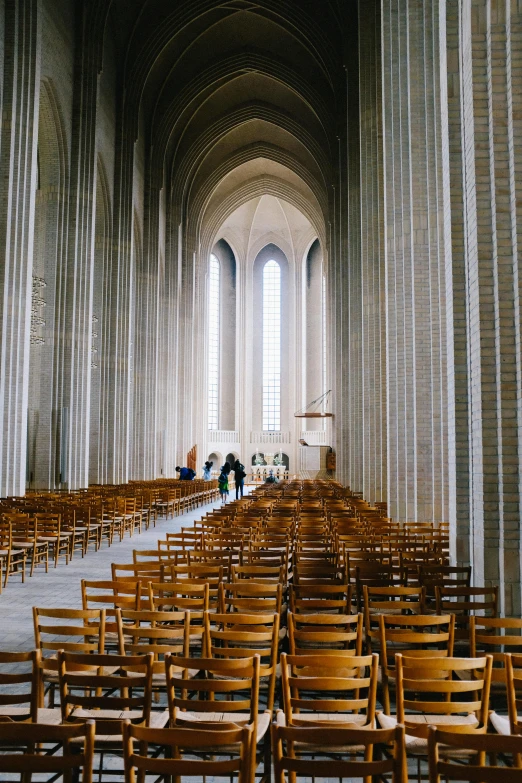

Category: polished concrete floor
[0, 496, 228, 651]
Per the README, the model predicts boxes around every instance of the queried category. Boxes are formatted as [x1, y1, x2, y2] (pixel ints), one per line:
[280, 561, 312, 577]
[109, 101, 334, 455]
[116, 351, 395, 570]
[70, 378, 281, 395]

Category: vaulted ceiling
[107, 0, 350, 250]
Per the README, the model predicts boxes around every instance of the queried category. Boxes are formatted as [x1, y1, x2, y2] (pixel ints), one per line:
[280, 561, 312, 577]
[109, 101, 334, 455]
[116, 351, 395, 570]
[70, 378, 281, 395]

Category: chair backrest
[363, 585, 426, 650]
[219, 581, 283, 614]
[288, 611, 363, 655]
[0, 720, 95, 783]
[148, 580, 209, 615]
[378, 613, 455, 675]
[289, 583, 353, 614]
[123, 721, 253, 783]
[111, 561, 165, 581]
[169, 562, 223, 584]
[272, 722, 406, 783]
[231, 564, 285, 584]
[117, 608, 190, 674]
[33, 607, 106, 670]
[281, 651, 378, 727]
[505, 652, 522, 732]
[81, 579, 140, 632]
[0, 649, 40, 722]
[435, 585, 498, 618]
[396, 654, 492, 738]
[418, 564, 472, 590]
[427, 725, 522, 782]
[470, 616, 522, 686]
[165, 653, 260, 724]
[58, 650, 153, 734]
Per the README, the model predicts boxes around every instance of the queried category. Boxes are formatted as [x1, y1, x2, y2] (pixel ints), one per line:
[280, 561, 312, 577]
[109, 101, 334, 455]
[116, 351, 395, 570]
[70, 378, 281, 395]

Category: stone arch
[207, 451, 222, 467]
[27, 78, 68, 489]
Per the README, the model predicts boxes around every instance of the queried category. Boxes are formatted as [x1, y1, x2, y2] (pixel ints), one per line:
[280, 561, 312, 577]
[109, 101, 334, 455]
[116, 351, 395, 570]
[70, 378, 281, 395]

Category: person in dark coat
[233, 459, 246, 499]
[176, 465, 196, 480]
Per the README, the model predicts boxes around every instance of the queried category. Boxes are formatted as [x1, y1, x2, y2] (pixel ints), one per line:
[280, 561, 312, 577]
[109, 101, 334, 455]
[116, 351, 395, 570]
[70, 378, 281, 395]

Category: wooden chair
[281, 651, 378, 728]
[58, 650, 165, 742]
[33, 607, 106, 707]
[219, 581, 283, 617]
[4, 513, 48, 576]
[35, 513, 71, 567]
[166, 653, 268, 781]
[503, 652, 522, 735]
[204, 611, 280, 712]
[116, 608, 191, 692]
[272, 719, 407, 783]
[435, 585, 498, 651]
[363, 585, 426, 652]
[377, 613, 455, 714]
[0, 519, 26, 589]
[378, 654, 492, 751]
[0, 649, 43, 723]
[471, 615, 522, 727]
[288, 611, 363, 656]
[123, 721, 253, 783]
[81, 579, 141, 644]
[428, 725, 522, 782]
[0, 720, 95, 783]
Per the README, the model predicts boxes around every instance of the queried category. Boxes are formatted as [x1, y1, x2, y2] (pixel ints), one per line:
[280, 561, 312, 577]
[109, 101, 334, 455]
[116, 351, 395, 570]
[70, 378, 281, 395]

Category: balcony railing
[207, 430, 240, 443]
[250, 431, 291, 445]
[299, 430, 327, 445]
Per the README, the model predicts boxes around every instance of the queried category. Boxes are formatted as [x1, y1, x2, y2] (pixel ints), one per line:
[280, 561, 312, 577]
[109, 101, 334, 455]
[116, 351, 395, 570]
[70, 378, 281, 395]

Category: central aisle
[0, 494, 232, 651]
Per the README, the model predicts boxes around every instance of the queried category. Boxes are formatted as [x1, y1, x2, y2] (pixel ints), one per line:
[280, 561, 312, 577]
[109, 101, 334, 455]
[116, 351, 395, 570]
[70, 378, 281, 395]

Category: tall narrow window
[322, 273, 327, 418]
[208, 254, 220, 430]
[263, 260, 281, 431]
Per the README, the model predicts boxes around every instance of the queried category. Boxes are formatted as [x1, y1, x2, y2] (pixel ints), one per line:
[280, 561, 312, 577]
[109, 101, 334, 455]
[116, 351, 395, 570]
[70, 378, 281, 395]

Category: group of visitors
[217, 459, 246, 503]
[176, 456, 277, 503]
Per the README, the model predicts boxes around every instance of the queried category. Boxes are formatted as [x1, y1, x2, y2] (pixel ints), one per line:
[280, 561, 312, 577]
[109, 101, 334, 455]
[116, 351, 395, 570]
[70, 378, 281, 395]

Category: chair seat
[288, 713, 369, 727]
[0, 707, 62, 725]
[0, 548, 24, 556]
[175, 710, 270, 742]
[378, 711, 479, 751]
[490, 711, 510, 735]
[69, 708, 169, 743]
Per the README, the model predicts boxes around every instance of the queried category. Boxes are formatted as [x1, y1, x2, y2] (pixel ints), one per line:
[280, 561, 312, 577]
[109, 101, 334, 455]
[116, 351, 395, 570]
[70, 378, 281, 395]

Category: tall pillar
[381, 0, 449, 522]
[445, 0, 522, 614]
[0, 0, 40, 497]
[62, 0, 109, 488]
[359, 0, 386, 504]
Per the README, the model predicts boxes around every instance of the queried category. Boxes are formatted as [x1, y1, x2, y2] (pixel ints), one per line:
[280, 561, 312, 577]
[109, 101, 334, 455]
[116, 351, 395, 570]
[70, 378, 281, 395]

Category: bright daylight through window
[208, 254, 220, 430]
[263, 259, 281, 431]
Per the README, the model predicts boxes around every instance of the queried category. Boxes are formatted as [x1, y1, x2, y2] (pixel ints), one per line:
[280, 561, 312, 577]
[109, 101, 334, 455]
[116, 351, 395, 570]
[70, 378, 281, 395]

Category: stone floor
[0, 495, 229, 651]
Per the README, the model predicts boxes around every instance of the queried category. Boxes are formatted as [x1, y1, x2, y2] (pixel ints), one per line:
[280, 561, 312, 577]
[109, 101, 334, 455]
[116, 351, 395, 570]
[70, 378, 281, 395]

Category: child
[218, 467, 229, 503]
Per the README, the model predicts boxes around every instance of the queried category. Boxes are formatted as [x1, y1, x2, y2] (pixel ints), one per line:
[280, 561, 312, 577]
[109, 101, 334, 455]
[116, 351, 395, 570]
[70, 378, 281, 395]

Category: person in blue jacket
[176, 465, 196, 480]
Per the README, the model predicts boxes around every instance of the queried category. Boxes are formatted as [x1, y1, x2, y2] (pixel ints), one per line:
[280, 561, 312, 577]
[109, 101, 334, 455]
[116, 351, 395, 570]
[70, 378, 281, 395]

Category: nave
[0, 479, 520, 782]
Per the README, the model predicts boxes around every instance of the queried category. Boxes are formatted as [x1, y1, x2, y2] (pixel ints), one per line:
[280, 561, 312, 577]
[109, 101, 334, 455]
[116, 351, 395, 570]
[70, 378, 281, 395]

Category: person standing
[233, 459, 246, 499]
[218, 465, 229, 503]
[202, 461, 213, 480]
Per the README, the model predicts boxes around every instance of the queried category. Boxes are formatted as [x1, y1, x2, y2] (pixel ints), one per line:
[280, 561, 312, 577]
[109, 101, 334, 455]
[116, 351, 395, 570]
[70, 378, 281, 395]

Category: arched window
[208, 254, 220, 430]
[322, 272, 327, 416]
[263, 259, 281, 431]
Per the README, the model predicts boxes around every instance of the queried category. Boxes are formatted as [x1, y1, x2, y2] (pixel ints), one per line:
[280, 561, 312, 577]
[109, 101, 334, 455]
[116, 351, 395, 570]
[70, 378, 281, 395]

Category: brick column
[359, 0, 387, 504]
[0, 0, 40, 497]
[381, 0, 449, 523]
[61, 1, 109, 489]
[445, 0, 522, 614]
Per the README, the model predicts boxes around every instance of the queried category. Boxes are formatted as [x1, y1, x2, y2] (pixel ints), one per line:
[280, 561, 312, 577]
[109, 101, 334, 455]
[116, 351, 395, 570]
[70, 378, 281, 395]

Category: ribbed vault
[108, 0, 342, 248]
